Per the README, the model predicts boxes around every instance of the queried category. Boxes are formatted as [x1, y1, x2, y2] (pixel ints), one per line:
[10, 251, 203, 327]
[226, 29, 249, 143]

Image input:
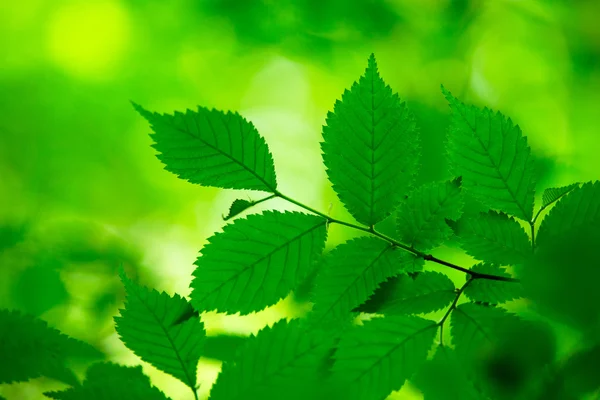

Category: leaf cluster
[2, 54, 598, 400]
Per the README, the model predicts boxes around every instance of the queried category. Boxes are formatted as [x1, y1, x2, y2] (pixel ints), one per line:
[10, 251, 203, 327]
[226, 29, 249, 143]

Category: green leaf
[330, 315, 437, 400]
[540, 183, 579, 211]
[209, 319, 333, 400]
[0, 309, 102, 385]
[464, 263, 522, 304]
[382, 271, 456, 315]
[202, 334, 247, 362]
[309, 237, 408, 327]
[396, 179, 463, 251]
[412, 346, 483, 400]
[114, 271, 205, 391]
[450, 303, 517, 364]
[357, 271, 455, 315]
[452, 210, 530, 266]
[44, 363, 170, 400]
[191, 211, 328, 314]
[134, 103, 277, 192]
[443, 87, 536, 221]
[536, 181, 600, 247]
[223, 199, 255, 220]
[321, 54, 420, 226]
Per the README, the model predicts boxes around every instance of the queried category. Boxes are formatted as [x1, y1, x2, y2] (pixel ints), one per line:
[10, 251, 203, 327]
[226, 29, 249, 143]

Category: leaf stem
[273, 191, 520, 283]
[438, 278, 472, 345]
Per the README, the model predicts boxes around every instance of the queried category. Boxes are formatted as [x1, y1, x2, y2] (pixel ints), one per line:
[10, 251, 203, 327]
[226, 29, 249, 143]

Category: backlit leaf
[115, 271, 205, 390]
[452, 211, 530, 266]
[443, 87, 536, 221]
[322, 54, 420, 226]
[191, 211, 327, 314]
[396, 179, 463, 251]
[330, 315, 437, 400]
[134, 103, 277, 192]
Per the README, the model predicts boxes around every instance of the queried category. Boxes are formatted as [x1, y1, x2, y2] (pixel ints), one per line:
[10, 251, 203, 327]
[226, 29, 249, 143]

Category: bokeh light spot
[45, 1, 130, 79]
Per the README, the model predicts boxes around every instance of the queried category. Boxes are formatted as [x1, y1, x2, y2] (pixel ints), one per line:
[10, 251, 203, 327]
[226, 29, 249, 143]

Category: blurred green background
[1, 0, 599, 399]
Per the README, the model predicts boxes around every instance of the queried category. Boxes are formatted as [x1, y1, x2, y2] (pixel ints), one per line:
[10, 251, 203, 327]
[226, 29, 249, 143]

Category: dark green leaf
[536, 181, 600, 247]
[453, 211, 530, 266]
[330, 315, 437, 400]
[358, 271, 455, 315]
[209, 319, 333, 400]
[114, 271, 205, 390]
[412, 346, 483, 400]
[443, 87, 536, 221]
[202, 334, 247, 362]
[322, 54, 420, 226]
[464, 264, 522, 304]
[396, 179, 463, 251]
[44, 363, 170, 400]
[308, 237, 408, 328]
[450, 303, 517, 364]
[223, 199, 255, 220]
[0, 309, 102, 385]
[134, 103, 277, 192]
[540, 183, 579, 210]
[191, 211, 328, 314]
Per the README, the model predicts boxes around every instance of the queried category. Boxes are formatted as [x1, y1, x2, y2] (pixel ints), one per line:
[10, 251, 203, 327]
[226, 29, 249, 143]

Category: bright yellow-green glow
[45, 1, 130, 79]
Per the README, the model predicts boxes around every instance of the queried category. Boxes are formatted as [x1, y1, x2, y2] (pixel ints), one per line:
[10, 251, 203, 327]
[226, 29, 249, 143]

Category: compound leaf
[330, 315, 437, 400]
[357, 271, 455, 315]
[443, 87, 536, 221]
[540, 183, 579, 211]
[0, 309, 102, 385]
[44, 363, 170, 400]
[309, 237, 409, 328]
[464, 263, 522, 304]
[114, 271, 205, 390]
[412, 345, 483, 400]
[209, 319, 333, 400]
[191, 211, 328, 314]
[397, 179, 463, 251]
[452, 210, 530, 266]
[322, 54, 419, 226]
[134, 103, 277, 192]
[536, 181, 600, 247]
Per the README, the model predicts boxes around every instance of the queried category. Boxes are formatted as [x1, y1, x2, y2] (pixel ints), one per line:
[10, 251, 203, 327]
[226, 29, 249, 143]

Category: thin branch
[273, 191, 520, 283]
[438, 278, 473, 345]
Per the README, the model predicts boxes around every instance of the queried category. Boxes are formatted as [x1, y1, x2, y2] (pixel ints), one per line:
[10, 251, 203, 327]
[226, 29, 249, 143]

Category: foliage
[1, 54, 597, 400]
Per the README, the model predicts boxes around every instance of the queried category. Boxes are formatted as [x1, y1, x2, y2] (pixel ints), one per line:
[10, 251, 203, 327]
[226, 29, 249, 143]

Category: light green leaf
[412, 346, 483, 400]
[134, 103, 277, 192]
[452, 210, 530, 266]
[44, 363, 170, 400]
[537, 181, 600, 247]
[450, 303, 517, 363]
[540, 183, 579, 211]
[114, 271, 205, 390]
[191, 211, 328, 314]
[322, 54, 420, 226]
[0, 309, 102, 385]
[464, 263, 522, 304]
[209, 319, 333, 400]
[309, 237, 409, 327]
[397, 179, 463, 251]
[443, 87, 536, 221]
[330, 315, 437, 400]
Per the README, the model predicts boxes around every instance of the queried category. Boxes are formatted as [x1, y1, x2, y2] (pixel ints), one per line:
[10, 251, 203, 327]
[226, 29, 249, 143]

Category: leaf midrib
[150, 107, 276, 192]
[128, 286, 196, 390]
[453, 105, 530, 220]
